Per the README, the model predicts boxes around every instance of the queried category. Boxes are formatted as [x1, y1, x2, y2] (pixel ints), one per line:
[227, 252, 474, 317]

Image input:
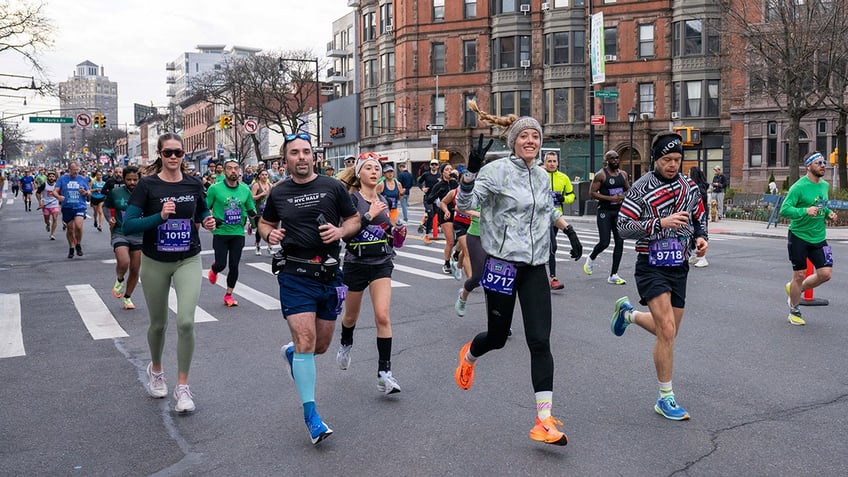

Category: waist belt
[272, 253, 339, 282]
[346, 240, 389, 257]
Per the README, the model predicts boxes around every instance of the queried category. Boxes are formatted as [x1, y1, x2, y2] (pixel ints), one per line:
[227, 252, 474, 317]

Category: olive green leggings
[140, 254, 201, 374]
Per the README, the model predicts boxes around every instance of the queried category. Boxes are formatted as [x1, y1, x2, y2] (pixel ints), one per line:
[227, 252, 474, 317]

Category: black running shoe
[75, 244, 83, 257]
[68, 248, 75, 259]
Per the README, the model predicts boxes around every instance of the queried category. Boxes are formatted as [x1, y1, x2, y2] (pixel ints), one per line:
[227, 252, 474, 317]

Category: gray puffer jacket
[457, 155, 561, 266]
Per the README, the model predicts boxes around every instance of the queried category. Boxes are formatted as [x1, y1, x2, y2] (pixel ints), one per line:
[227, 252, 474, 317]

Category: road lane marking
[168, 288, 217, 323]
[201, 269, 280, 310]
[66, 284, 129, 340]
[0, 293, 25, 358]
[244, 262, 409, 288]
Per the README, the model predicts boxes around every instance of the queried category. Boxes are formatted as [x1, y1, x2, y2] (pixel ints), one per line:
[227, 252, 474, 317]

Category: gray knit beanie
[507, 117, 543, 152]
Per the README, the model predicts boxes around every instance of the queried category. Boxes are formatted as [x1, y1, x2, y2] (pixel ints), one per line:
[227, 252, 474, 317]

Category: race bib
[64, 182, 81, 206]
[823, 245, 834, 267]
[157, 219, 192, 252]
[648, 238, 684, 267]
[480, 257, 517, 295]
[608, 187, 624, 203]
[354, 224, 385, 242]
[224, 206, 242, 225]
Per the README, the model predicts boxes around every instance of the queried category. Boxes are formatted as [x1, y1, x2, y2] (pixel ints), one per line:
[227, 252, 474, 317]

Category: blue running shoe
[654, 395, 690, 421]
[305, 411, 333, 444]
[282, 342, 294, 380]
[611, 296, 633, 336]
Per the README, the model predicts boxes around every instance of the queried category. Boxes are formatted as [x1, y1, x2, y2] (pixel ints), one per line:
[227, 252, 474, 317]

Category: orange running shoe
[223, 294, 238, 307]
[454, 341, 475, 390]
[529, 416, 568, 446]
[423, 234, 431, 245]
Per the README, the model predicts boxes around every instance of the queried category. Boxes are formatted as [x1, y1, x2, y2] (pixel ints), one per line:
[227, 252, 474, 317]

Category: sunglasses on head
[284, 133, 311, 143]
[160, 148, 185, 158]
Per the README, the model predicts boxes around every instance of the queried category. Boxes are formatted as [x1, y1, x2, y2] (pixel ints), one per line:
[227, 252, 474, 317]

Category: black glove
[468, 134, 493, 174]
[564, 225, 582, 260]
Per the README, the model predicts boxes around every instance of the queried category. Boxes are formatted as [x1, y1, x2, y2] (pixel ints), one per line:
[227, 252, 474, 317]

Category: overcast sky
[2, 0, 352, 141]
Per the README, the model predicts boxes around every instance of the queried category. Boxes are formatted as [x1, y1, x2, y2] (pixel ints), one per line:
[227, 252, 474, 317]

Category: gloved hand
[468, 134, 493, 174]
[565, 225, 582, 260]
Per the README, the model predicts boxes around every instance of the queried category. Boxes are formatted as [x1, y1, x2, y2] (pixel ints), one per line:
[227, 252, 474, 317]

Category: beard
[607, 161, 620, 170]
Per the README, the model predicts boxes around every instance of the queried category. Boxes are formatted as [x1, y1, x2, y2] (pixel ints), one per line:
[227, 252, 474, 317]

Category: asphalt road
[1, 196, 847, 476]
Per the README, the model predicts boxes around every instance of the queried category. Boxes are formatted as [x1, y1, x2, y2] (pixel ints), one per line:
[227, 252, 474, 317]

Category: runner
[53, 161, 91, 259]
[206, 158, 257, 307]
[36, 171, 60, 240]
[611, 131, 708, 421]
[250, 169, 272, 255]
[375, 162, 404, 226]
[543, 151, 575, 290]
[440, 185, 471, 280]
[257, 132, 360, 445]
[10, 172, 19, 198]
[779, 151, 836, 326]
[584, 150, 631, 285]
[429, 163, 458, 272]
[123, 133, 216, 413]
[417, 159, 441, 239]
[105, 166, 142, 310]
[396, 162, 415, 223]
[20, 169, 35, 211]
[454, 103, 582, 446]
[335, 154, 404, 395]
[90, 170, 106, 232]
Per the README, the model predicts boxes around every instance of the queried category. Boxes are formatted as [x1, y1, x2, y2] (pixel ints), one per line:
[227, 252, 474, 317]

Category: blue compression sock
[292, 352, 316, 405]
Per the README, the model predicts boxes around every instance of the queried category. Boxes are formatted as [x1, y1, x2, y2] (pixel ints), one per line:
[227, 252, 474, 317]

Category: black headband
[652, 135, 683, 161]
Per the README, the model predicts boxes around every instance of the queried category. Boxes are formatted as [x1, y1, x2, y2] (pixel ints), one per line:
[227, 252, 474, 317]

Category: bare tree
[723, 0, 846, 184]
[0, 119, 29, 159]
[189, 50, 324, 163]
[0, 1, 55, 94]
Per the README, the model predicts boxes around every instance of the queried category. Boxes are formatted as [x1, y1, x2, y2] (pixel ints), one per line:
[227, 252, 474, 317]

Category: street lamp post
[628, 108, 638, 178]
[279, 57, 321, 155]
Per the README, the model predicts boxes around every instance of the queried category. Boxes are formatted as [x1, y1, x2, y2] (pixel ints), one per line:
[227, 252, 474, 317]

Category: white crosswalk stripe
[168, 288, 217, 323]
[66, 284, 129, 340]
[0, 293, 25, 358]
[202, 269, 280, 310]
[244, 261, 410, 288]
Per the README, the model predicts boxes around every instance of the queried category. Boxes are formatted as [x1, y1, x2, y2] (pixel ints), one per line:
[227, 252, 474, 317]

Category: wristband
[266, 232, 272, 243]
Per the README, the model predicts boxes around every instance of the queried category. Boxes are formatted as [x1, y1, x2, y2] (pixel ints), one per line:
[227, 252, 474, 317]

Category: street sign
[75, 113, 92, 128]
[29, 117, 73, 124]
[243, 119, 258, 134]
[590, 115, 606, 126]
[594, 90, 619, 99]
[425, 124, 445, 131]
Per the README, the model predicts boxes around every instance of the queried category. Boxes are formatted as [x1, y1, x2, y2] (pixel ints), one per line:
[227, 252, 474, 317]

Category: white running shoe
[455, 288, 467, 317]
[337, 343, 352, 370]
[693, 257, 709, 268]
[146, 362, 167, 398]
[173, 384, 195, 412]
[607, 274, 626, 285]
[255, 247, 262, 256]
[377, 370, 401, 395]
[583, 256, 594, 275]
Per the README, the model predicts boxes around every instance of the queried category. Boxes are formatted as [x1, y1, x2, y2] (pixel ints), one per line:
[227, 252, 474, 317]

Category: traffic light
[224, 115, 232, 129]
[99, 114, 106, 128]
[219, 115, 227, 129]
[93, 113, 102, 128]
[672, 126, 701, 147]
[830, 147, 838, 165]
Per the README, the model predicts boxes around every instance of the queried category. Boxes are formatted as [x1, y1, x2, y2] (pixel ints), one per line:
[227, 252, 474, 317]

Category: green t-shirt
[466, 207, 481, 236]
[779, 176, 832, 244]
[104, 185, 140, 236]
[206, 181, 256, 236]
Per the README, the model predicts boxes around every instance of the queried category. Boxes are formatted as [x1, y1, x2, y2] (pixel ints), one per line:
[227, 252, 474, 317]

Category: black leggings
[211, 235, 245, 288]
[548, 226, 559, 277]
[463, 233, 487, 293]
[589, 209, 624, 275]
[469, 263, 554, 392]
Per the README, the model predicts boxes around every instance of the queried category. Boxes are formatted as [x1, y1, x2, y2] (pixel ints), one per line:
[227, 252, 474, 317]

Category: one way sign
[425, 124, 445, 131]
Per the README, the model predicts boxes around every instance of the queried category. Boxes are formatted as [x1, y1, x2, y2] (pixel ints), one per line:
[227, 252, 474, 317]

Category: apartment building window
[672, 79, 719, 118]
[601, 86, 617, 119]
[364, 59, 377, 88]
[381, 102, 395, 131]
[464, 93, 477, 127]
[492, 35, 530, 69]
[364, 106, 378, 137]
[501, 91, 515, 116]
[500, 0, 531, 14]
[767, 121, 777, 167]
[433, 0, 444, 21]
[432, 43, 446, 75]
[519, 90, 531, 117]
[465, 0, 476, 18]
[639, 83, 654, 116]
[604, 27, 617, 57]
[381, 53, 395, 82]
[380, 2, 393, 34]
[785, 130, 810, 166]
[548, 32, 569, 64]
[816, 119, 828, 154]
[672, 19, 720, 57]
[434, 95, 445, 125]
[638, 24, 654, 58]
[547, 88, 569, 124]
[749, 139, 763, 167]
[363, 12, 376, 41]
[706, 79, 720, 117]
[463, 40, 477, 72]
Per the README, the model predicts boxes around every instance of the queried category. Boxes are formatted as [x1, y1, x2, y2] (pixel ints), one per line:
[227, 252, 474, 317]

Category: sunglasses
[284, 133, 311, 143]
[813, 160, 827, 166]
[160, 148, 185, 158]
